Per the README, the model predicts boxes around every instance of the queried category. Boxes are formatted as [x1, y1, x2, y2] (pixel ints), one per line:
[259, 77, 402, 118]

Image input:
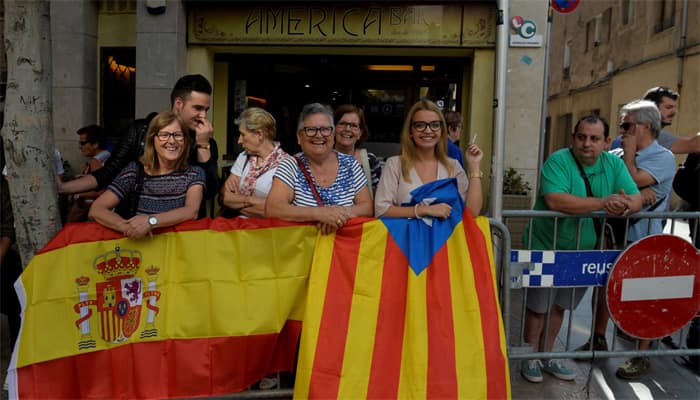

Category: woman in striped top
[265, 103, 373, 234]
[89, 111, 205, 239]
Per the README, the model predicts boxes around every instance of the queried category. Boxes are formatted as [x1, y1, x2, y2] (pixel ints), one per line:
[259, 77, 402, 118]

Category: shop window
[222, 54, 463, 159]
[100, 48, 135, 145]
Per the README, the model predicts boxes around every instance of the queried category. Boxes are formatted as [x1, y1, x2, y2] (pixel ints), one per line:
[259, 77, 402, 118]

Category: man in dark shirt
[58, 74, 218, 218]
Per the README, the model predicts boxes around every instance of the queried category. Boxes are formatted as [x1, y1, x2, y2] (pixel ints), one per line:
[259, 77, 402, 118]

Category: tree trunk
[2, 0, 61, 265]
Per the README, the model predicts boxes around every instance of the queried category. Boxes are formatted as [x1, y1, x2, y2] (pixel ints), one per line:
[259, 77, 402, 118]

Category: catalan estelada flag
[7, 218, 316, 399]
[294, 179, 510, 399]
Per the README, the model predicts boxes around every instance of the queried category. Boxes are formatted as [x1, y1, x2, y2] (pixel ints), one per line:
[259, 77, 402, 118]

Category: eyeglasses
[412, 120, 442, 132]
[156, 131, 185, 142]
[78, 141, 89, 146]
[337, 121, 360, 131]
[301, 126, 334, 137]
[619, 122, 641, 131]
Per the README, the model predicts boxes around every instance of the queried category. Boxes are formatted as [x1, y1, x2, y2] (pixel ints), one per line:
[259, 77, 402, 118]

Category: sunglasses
[79, 141, 89, 146]
[618, 122, 638, 131]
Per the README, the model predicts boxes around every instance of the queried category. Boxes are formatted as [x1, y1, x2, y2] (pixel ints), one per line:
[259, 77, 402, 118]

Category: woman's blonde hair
[235, 107, 277, 140]
[399, 99, 452, 181]
[140, 111, 190, 172]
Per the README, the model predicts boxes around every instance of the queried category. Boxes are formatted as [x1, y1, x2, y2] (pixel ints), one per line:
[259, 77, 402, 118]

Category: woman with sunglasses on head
[89, 111, 206, 239]
[220, 107, 290, 218]
[266, 103, 373, 234]
[333, 104, 382, 198]
[375, 99, 484, 218]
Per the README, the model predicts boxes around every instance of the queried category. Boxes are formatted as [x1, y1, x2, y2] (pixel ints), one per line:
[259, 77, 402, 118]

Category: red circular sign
[552, 0, 580, 14]
[607, 234, 700, 340]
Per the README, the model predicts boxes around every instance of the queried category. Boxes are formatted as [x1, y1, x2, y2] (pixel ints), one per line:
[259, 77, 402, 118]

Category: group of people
[53, 75, 484, 241]
[521, 86, 699, 384]
[9, 72, 696, 388]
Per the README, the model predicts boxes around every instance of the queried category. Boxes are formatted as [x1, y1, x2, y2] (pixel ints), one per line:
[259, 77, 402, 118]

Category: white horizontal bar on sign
[620, 275, 695, 301]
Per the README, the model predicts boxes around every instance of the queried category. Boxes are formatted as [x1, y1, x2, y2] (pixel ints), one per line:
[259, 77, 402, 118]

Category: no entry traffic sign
[552, 0, 580, 14]
[607, 234, 700, 340]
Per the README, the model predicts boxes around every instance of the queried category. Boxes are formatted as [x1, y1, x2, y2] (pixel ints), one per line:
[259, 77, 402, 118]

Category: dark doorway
[100, 47, 136, 150]
[221, 54, 466, 159]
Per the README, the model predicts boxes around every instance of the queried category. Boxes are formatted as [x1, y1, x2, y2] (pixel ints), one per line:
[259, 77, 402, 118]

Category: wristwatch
[468, 170, 484, 179]
[148, 216, 158, 228]
[196, 143, 211, 150]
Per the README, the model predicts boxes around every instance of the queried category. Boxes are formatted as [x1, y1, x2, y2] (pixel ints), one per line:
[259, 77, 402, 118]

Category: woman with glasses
[266, 103, 373, 234]
[220, 108, 289, 218]
[333, 104, 382, 198]
[89, 111, 206, 239]
[375, 99, 484, 218]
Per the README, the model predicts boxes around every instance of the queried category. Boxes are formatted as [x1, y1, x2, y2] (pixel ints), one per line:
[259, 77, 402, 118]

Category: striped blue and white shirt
[274, 152, 367, 207]
[108, 161, 206, 215]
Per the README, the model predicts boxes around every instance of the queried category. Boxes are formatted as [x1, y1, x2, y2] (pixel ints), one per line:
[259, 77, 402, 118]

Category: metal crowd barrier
[212, 212, 698, 398]
[494, 210, 700, 362]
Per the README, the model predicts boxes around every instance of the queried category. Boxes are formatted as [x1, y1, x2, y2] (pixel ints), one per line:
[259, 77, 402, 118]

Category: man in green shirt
[520, 115, 642, 383]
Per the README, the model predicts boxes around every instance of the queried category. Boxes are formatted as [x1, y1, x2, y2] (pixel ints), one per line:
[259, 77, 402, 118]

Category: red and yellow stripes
[294, 216, 510, 399]
[15, 321, 301, 399]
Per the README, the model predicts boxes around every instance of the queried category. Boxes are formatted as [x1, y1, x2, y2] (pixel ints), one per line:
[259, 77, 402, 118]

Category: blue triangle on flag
[380, 178, 465, 275]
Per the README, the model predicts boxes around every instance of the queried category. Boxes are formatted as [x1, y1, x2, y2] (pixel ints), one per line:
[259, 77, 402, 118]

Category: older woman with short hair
[265, 103, 373, 234]
[220, 107, 289, 218]
[333, 104, 382, 197]
[89, 111, 205, 238]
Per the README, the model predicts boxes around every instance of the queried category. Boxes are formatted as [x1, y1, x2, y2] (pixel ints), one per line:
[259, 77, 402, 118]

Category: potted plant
[502, 167, 533, 248]
[503, 167, 532, 196]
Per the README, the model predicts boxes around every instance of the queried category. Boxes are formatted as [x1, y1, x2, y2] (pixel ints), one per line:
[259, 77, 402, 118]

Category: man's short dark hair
[76, 124, 106, 148]
[170, 74, 212, 106]
[573, 114, 610, 138]
[643, 86, 679, 106]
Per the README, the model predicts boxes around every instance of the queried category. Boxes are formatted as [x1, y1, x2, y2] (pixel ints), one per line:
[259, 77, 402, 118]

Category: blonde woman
[374, 99, 483, 218]
[89, 111, 205, 238]
[220, 108, 289, 218]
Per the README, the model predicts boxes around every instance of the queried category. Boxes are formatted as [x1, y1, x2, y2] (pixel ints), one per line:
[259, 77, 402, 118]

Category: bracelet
[414, 204, 420, 219]
[468, 170, 484, 179]
[196, 143, 211, 150]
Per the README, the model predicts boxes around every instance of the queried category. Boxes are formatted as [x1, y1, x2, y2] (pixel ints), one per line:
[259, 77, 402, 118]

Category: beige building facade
[546, 0, 699, 159]
[2, 0, 551, 210]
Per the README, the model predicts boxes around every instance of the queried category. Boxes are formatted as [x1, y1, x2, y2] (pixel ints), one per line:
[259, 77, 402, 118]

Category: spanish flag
[8, 218, 316, 399]
[295, 179, 510, 399]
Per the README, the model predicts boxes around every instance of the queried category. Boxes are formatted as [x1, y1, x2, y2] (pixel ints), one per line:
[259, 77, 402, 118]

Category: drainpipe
[677, 0, 689, 92]
[490, 0, 509, 221]
[536, 4, 553, 196]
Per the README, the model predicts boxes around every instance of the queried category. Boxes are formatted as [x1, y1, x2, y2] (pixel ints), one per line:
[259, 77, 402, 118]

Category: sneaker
[542, 359, 576, 381]
[616, 356, 650, 380]
[520, 359, 543, 383]
[258, 376, 279, 390]
[575, 334, 608, 352]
